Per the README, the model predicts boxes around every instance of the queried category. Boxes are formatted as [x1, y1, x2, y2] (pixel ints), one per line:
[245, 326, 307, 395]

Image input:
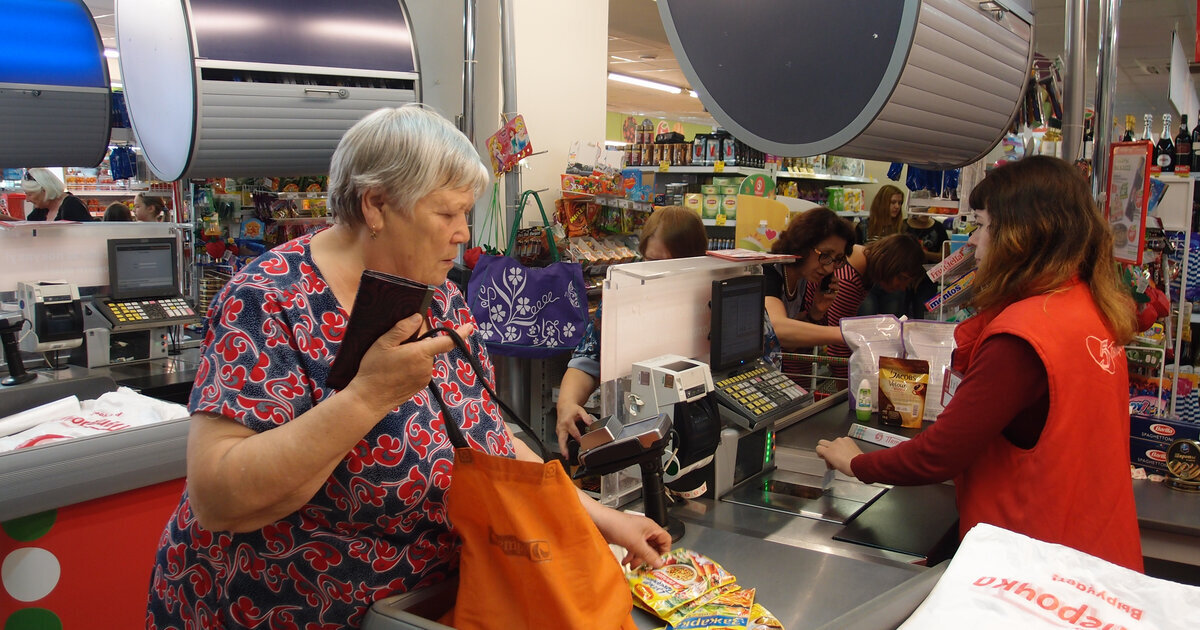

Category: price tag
[714, 161, 726, 172]
[658, 161, 671, 172]
[715, 214, 727, 226]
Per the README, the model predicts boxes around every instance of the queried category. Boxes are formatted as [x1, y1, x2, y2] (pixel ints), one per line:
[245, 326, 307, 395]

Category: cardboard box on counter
[1130, 414, 1200, 446]
[1130, 436, 1170, 474]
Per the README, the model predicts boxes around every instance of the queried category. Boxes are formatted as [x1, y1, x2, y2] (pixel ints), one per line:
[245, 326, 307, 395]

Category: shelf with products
[774, 171, 876, 184]
[67, 188, 172, 197]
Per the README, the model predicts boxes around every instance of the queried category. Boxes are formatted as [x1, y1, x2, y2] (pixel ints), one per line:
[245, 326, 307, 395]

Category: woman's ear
[360, 188, 388, 230]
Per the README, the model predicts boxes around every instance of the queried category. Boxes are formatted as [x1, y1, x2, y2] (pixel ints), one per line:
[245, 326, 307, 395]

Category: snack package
[748, 603, 784, 630]
[878, 356, 930, 428]
[662, 584, 740, 627]
[627, 553, 714, 619]
[670, 587, 754, 629]
[902, 320, 958, 421]
[841, 315, 904, 412]
[628, 549, 737, 621]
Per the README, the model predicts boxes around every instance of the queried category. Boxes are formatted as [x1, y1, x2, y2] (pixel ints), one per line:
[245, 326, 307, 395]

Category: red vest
[952, 280, 1143, 572]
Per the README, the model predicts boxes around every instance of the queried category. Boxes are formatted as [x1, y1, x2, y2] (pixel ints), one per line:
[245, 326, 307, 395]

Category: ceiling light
[104, 48, 119, 58]
[111, 82, 123, 90]
[608, 72, 682, 94]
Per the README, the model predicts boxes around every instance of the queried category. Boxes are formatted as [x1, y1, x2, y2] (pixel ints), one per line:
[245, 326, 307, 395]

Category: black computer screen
[709, 275, 765, 372]
[108, 238, 179, 300]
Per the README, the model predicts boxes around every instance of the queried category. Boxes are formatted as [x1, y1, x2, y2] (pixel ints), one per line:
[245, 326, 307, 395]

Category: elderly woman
[21, 168, 93, 221]
[133, 192, 168, 222]
[147, 106, 669, 628]
[818, 156, 1142, 571]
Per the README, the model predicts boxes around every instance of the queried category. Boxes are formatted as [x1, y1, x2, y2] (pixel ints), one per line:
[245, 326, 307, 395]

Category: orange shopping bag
[441, 447, 638, 630]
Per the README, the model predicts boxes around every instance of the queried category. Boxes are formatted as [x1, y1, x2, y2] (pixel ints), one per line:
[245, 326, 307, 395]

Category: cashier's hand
[556, 404, 594, 455]
[595, 508, 671, 569]
[815, 437, 862, 478]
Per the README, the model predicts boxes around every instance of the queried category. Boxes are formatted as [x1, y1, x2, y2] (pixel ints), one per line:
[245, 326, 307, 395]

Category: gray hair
[328, 105, 489, 227]
[21, 168, 66, 200]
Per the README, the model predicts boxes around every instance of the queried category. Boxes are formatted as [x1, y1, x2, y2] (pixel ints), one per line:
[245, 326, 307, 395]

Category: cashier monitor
[98, 238, 196, 327]
[710, 275, 812, 430]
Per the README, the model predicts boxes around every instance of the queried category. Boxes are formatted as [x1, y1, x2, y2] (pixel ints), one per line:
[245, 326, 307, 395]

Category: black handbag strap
[421, 326, 551, 460]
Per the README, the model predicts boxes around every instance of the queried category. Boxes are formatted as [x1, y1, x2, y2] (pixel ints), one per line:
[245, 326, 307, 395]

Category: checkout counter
[0, 223, 201, 629]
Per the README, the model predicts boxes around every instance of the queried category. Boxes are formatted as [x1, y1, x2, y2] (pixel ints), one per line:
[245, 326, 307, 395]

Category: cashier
[20, 168, 93, 221]
[816, 156, 1143, 571]
[146, 106, 669, 629]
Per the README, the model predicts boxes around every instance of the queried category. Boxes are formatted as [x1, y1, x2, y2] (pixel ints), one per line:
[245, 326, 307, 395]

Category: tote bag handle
[505, 189, 560, 262]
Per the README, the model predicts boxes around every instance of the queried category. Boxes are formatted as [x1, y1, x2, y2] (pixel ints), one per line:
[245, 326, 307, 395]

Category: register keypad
[713, 363, 812, 428]
[102, 297, 197, 326]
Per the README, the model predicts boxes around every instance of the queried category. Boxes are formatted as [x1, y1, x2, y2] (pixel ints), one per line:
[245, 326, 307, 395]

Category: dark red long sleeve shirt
[851, 333, 1050, 484]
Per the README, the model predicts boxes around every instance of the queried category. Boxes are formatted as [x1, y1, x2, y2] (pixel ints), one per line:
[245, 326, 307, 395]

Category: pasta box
[1129, 436, 1169, 474]
[1129, 414, 1200, 446]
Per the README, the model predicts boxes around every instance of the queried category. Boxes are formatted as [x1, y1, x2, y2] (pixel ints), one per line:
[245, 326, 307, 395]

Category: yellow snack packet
[748, 602, 784, 629]
[670, 587, 755, 629]
[662, 584, 741, 627]
[627, 554, 713, 619]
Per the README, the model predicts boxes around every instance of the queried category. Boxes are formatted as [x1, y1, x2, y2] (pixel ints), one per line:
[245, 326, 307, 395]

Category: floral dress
[147, 232, 514, 630]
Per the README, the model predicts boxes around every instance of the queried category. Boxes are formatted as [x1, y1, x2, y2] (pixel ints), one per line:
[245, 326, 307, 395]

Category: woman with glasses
[764, 207, 856, 351]
[817, 157, 1142, 571]
[21, 168, 94, 222]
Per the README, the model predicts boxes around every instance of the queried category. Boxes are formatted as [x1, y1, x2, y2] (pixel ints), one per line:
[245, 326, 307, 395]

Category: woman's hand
[815, 437, 862, 478]
[593, 508, 671, 568]
[556, 404, 594, 455]
[810, 277, 839, 322]
[342, 314, 473, 416]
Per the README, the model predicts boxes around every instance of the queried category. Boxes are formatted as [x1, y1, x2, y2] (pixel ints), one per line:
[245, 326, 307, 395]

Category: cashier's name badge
[942, 368, 963, 407]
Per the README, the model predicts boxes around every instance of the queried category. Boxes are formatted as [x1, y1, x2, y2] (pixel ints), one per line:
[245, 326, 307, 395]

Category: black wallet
[326, 270, 435, 390]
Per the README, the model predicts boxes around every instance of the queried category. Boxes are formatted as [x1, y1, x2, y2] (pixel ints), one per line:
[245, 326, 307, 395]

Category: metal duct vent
[0, 0, 110, 169]
[117, 0, 420, 181]
[659, 0, 1034, 169]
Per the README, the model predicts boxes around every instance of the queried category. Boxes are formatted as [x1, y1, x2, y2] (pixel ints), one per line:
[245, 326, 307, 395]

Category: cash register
[77, 237, 199, 367]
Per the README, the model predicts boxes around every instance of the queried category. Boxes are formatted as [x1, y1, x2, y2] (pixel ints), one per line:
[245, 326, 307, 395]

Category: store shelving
[67, 188, 171, 197]
[774, 171, 876, 184]
[631, 165, 767, 176]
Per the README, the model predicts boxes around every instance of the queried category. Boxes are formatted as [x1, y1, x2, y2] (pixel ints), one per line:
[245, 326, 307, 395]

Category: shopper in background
[805, 233, 932, 382]
[902, 212, 949, 262]
[133, 192, 167, 222]
[102, 202, 133, 221]
[857, 184, 905, 244]
[764, 207, 855, 352]
[817, 156, 1143, 571]
[555, 205, 782, 453]
[147, 105, 669, 629]
[21, 168, 93, 221]
[854, 233, 936, 319]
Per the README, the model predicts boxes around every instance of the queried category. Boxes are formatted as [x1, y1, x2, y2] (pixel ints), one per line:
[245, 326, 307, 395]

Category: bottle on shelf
[1191, 113, 1200, 173]
[1155, 114, 1175, 174]
[1176, 114, 1192, 176]
[1121, 115, 1135, 142]
[1083, 117, 1094, 160]
[1141, 113, 1154, 143]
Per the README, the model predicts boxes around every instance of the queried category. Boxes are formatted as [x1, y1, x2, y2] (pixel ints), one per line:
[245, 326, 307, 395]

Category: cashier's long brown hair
[968, 156, 1135, 343]
[639, 205, 707, 258]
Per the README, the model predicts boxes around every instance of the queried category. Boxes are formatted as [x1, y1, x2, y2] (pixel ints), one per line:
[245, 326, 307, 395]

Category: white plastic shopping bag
[900, 523, 1200, 629]
[0, 387, 188, 452]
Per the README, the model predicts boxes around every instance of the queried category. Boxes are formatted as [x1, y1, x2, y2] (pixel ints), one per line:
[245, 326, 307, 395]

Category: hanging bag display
[420, 330, 637, 630]
[467, 190, 587, 358]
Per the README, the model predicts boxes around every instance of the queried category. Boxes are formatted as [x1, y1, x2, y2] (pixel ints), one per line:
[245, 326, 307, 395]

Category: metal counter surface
[632, 522, 925, 630]
[778, 394, 1200, 568]
[0, 353, 200, 520]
